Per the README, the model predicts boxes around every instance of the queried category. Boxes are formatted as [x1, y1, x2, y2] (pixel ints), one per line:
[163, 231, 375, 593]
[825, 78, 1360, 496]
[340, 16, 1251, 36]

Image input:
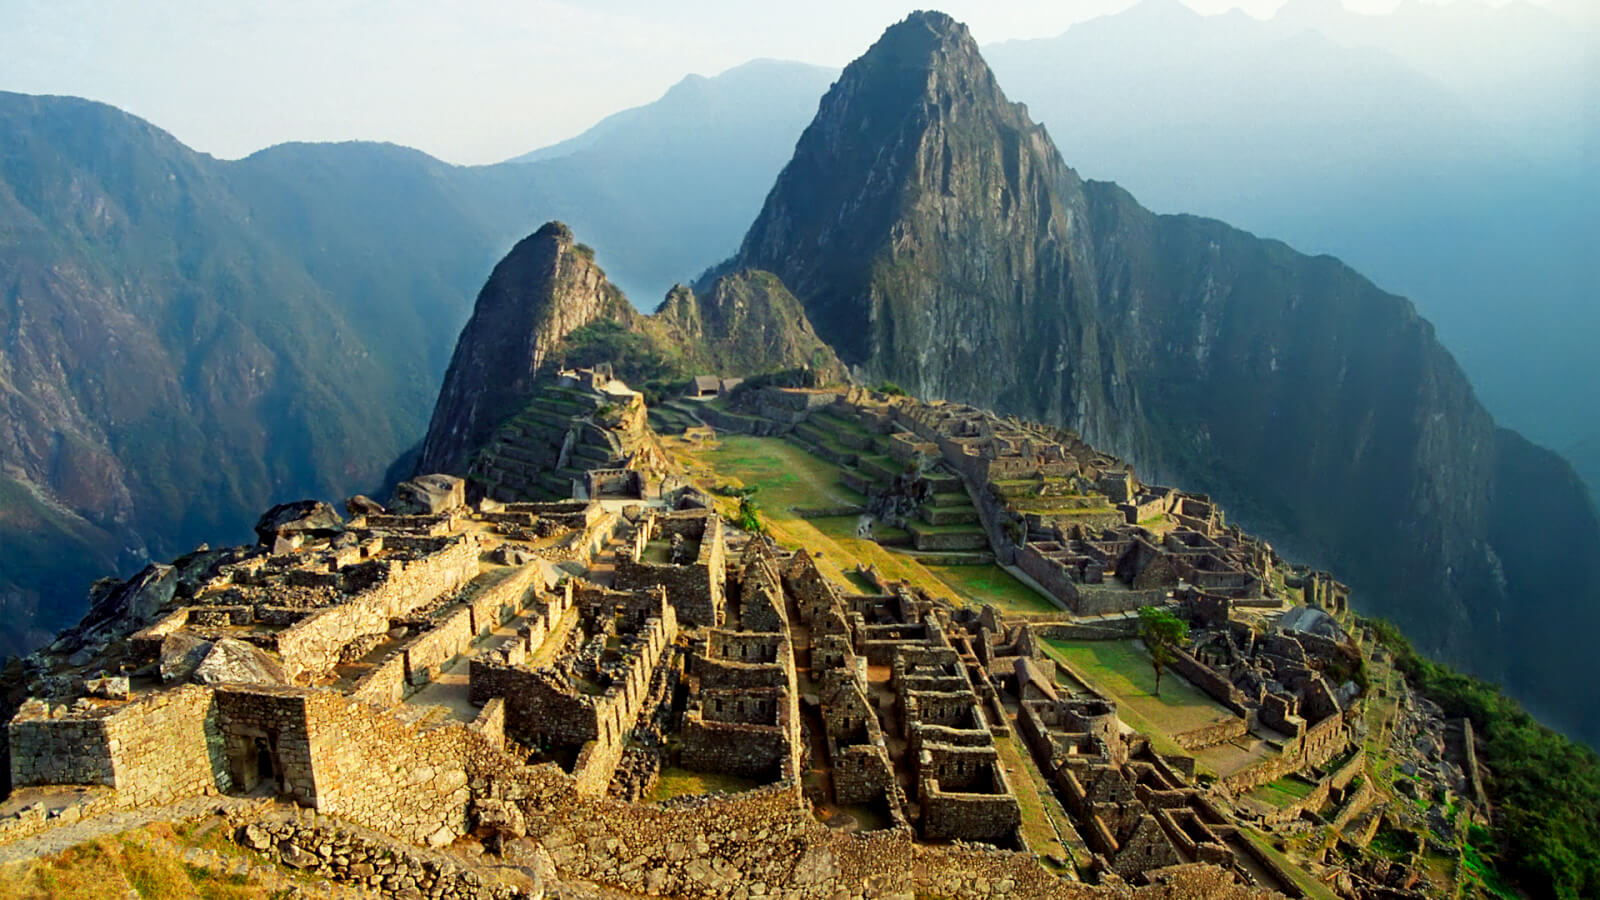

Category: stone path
[0, 794, 257, 865]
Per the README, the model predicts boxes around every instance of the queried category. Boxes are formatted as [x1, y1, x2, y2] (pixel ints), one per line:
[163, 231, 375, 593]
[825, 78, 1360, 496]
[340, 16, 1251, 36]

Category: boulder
[84, 674, 131, 700]
[344, 494, 387, 518]
[472, 798, 527, 837]
[494, 544, 535, 566]
[390, 474, 466, 515]
[255, 500, 344, 548]
[159, 633, 214, 683]
[193, 638, 288, 686]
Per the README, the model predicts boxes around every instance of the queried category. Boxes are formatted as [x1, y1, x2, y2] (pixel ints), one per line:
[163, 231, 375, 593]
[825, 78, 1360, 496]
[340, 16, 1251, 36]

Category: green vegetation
[1041, 638, 1233, 756]
[557, 318, 684, 400]
[0, 820, 302, 900]
[922, 563, 1059, 614]
[737, 494, 767, 535]
[1137, 605, 1189, 697]
[696, 435, 864, 512]
[873, 381, 907, 396]
[647, 767, 762, 801]
[1365, 617, 1600, 899]
[1249, 775, 1317, 808]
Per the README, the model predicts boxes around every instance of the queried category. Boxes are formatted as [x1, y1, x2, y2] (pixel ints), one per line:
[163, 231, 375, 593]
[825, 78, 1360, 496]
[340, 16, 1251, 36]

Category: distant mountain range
[0, 0, 1593, 745]
[0, 58, 834, 657]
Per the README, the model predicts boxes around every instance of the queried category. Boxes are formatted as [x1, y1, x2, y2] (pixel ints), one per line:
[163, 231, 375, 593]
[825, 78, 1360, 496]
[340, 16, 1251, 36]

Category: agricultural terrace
[672, 434, 1056, 615]
[1042, 638, 1241, 750]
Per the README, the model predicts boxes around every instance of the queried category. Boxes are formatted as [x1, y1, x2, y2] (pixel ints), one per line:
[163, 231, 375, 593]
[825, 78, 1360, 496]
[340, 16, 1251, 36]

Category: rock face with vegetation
[649, 270, 846, 384]
[0, 93, 527, 659]
[420, 233, 847, 481]
[726, 11, 1600, 745]
[416, 223, 639, 475]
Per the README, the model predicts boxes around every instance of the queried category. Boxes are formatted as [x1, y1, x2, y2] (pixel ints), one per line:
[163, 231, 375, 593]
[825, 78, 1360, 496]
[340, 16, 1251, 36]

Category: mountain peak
[416, 221, 631, 474]
[730, 12, 1065, 364]
[854, 9, 986, 86]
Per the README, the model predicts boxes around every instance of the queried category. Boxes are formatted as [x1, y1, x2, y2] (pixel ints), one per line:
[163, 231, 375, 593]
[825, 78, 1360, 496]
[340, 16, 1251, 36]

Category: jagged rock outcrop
[725, 11, 1600, 744]
[192, 637, 287, 686]
[650, 270, 847, 383]
[417, 222, 637, 475]
[419, 224, 848, 483]
[254, 501, 344, 547]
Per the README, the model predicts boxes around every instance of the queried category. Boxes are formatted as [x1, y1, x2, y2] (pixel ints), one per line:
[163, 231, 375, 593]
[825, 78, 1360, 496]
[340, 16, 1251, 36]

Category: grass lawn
[992, 734, 1082, 867]
[697, 435, 865, 511]
[672, 436, 970, 605]
[0, 819, 330, 900]
[812, 514, 908, 544]
[924, 563, 1060, 614]
[1041, 639, 1239, 738]
[1250, 775, 1319, 808]
[648, 767, 762, 802]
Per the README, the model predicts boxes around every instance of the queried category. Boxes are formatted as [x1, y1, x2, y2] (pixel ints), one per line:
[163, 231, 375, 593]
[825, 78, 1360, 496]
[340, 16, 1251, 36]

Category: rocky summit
[726, 11, 1600, 747]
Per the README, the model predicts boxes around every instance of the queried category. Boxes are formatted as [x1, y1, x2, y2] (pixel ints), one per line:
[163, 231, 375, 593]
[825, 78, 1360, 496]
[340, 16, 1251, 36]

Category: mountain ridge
[724, 10, 1600, 744]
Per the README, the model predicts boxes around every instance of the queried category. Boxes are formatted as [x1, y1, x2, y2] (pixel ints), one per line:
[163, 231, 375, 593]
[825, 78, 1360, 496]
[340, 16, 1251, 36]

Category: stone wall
[104, 685, 229, 806]
[9, 710, 114, 790]
[229, 809, 537, 899]
[472, 697, 507, 749]
[1172, 716, 1250, 752]
[1167, 649, 1251, 716]
[1222, 711, 1351, 794]
[301, 690, 511, 846]
[1014, 546, 1081, 609]
[615, 514, 724, 627]
[10, 686, 228, 807]
[276, 535, 480, 679]
[214, 687, 319, 804]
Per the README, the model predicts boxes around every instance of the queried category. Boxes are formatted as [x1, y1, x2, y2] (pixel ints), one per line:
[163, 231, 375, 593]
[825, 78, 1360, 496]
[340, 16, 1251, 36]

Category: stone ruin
[0, 374, 1414, 899]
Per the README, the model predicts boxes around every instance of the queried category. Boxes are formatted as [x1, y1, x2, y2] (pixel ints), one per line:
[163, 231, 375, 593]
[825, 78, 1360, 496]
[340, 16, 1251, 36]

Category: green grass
[698, 435, 865, 511]
[0, 821, 298, 900]
[1041, 639, 1239, 737]
[812, 515, 908, 544]
[906, 519, 986, 535]
[648, 767, 762, 801]
[924, 563, 1060, 614]
[992, 735, 1076, 862]
[1239, 828, 1341, 900]
[1249, 775, 1318, 808]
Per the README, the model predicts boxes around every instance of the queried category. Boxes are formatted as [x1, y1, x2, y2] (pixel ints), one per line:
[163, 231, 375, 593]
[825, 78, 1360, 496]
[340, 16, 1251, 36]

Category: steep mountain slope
[419, 222, 845, 479]
[981, 0, 1598, 500]
[0, 94, 532, 657]
[726, 12, 1600, 745]
[0, 69, 843, 658]
[416, 222, 640, 476]
[648, 270, 846, 384]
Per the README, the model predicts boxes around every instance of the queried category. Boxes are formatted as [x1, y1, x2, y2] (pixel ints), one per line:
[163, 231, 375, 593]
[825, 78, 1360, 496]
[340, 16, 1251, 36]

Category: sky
[0, 0, 1578, 165]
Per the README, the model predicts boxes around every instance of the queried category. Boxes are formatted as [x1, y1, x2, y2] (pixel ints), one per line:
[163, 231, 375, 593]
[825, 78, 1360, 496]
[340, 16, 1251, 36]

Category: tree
[737, 494, 767, 535]
[1138, 605, 1190, 697]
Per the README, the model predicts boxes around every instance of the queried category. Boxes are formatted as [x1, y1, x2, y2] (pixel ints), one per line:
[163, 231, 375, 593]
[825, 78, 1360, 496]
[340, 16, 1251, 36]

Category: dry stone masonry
[0, 371, 1439, 898]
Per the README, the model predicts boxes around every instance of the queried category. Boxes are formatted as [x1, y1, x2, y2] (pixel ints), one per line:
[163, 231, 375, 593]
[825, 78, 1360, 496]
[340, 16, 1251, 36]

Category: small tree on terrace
[1138, 605, 1190, 697]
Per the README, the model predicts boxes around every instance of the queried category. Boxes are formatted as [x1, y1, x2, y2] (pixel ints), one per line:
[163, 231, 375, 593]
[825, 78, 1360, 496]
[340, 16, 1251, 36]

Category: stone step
[906, 520, 989, 552]
[919, 504, 979, 526]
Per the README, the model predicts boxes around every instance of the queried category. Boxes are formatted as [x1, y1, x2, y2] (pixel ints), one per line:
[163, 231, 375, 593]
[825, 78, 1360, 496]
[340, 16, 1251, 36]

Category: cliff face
[729, 12, 1600, 744]
[416, 223, 635, 475]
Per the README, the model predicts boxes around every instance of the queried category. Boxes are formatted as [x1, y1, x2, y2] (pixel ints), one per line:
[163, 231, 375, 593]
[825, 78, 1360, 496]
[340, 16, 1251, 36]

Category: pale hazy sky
[0, 0, 1576, 165]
